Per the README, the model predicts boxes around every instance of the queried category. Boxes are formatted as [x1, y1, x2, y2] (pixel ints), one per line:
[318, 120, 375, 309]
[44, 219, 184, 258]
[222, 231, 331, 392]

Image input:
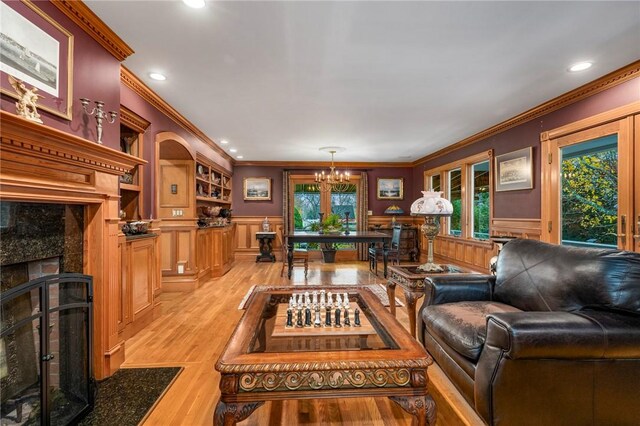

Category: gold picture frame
[0, 0, 74, 120]
[376, 178, 404, 200]
[243, 177, 272, 201]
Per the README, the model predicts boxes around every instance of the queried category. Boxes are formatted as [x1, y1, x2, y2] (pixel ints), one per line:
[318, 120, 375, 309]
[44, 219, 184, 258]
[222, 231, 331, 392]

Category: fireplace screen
[1, 274, 93, 425]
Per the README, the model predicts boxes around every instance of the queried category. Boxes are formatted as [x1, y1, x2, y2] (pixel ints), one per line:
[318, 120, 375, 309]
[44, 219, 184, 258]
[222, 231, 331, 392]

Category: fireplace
[1, 202, 93, 424]
[1, 111, 145, 379]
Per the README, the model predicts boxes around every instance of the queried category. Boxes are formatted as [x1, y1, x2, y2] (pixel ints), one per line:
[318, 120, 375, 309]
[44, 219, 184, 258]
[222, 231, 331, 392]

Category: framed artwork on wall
[243, 177, 271, 201]
[0, 0, 74, 120]
[377, 177, 404, 200]
[495, 147, 533, 191]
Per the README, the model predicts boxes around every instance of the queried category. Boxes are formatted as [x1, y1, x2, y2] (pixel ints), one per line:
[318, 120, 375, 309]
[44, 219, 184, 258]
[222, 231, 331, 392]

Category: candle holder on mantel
[80, 97, 117, 144]
[410, 190, 453, 272]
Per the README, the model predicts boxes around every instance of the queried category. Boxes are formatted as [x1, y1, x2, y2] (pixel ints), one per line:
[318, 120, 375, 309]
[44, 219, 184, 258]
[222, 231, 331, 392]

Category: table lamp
[410, 191, 453, 272]
[384, 205, 404, 225]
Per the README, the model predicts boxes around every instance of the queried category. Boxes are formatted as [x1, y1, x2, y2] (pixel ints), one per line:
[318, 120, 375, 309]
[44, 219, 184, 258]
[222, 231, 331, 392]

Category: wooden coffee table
[215, 286, 436, 425]
[387, 264, 478, 338]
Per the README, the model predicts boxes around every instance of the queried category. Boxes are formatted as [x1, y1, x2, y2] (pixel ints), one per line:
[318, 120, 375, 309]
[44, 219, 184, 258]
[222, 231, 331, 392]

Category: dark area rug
[79, 367, 181, 426]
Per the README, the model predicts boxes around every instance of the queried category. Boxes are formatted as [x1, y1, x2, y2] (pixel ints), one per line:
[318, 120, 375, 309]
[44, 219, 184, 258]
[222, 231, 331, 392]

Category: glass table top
[247, 289, 399, 354]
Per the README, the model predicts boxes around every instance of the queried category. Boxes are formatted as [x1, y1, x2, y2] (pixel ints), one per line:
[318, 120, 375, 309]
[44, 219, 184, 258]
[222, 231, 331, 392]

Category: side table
[387, 264, 477, 338]
[255, 232, 276, 262]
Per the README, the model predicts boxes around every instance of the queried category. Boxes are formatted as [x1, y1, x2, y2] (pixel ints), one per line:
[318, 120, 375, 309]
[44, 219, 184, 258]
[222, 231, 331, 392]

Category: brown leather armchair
[418, 239, 640, 425]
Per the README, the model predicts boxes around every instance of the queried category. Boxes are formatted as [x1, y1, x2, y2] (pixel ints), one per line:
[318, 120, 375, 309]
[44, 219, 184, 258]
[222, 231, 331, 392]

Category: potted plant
[308, 213, 343, 263]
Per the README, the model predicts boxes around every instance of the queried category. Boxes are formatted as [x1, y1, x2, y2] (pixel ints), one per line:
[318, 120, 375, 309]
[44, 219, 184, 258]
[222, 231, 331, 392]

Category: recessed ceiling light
[183, 0, 205, 8]
[220, 139, 229, 144]
[229, 148, 237, 153]
[148, 72, 166, 81]
[568, 61, 593, 72]
[237, 155, 243, 159]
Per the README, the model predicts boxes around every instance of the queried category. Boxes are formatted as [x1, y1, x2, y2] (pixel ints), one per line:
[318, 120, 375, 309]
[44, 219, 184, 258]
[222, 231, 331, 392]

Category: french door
[541, 104, 639, 253]
[290, 175, 360, 252]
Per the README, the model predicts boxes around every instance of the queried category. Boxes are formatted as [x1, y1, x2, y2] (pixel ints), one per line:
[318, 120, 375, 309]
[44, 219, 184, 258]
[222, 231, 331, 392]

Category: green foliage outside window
[562, 149, 617, 246]
[473, 192, 490, 239]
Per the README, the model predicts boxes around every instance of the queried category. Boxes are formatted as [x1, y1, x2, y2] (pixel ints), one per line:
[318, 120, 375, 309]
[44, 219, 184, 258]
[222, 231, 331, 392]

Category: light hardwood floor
[123, 260, 484, 426]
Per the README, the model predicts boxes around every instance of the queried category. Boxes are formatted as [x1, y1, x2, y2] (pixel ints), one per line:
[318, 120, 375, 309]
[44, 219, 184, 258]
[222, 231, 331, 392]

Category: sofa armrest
[424, 274, 494, 306]
[485, 311, 640, 359]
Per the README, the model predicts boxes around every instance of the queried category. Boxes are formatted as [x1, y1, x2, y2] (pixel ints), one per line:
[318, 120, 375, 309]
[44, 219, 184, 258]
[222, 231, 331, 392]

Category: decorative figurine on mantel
[8, 75, 43, 123]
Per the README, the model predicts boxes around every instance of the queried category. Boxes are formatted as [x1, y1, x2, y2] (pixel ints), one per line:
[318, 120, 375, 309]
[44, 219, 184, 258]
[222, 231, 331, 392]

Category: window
[471, 161, 490, 240]
[291, 177, 360, 251]
[448, 169, 462, 236]
[424, 151, 492, 241]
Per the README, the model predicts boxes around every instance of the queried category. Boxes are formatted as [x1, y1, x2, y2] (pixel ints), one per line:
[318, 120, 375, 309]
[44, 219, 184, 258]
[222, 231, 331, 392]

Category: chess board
[271, 303, 377, 337]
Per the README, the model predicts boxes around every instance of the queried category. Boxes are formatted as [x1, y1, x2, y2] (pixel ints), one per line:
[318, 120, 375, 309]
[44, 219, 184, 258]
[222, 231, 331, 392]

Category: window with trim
[423, 151, 493, 241]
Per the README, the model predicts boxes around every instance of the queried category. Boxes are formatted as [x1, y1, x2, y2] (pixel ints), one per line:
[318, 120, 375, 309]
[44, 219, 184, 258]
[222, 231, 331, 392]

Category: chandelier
[314, 147, 352, 193]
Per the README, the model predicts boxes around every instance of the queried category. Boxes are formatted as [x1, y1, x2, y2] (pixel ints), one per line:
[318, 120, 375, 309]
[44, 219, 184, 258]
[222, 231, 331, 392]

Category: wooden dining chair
[368, 225, 401, 275]
[280, 229, 309, 278]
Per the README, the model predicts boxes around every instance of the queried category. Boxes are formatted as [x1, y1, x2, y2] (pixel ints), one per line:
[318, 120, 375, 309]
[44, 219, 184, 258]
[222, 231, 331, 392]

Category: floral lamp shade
[410, 191, 453, 216]
[410, 191, 453, 272]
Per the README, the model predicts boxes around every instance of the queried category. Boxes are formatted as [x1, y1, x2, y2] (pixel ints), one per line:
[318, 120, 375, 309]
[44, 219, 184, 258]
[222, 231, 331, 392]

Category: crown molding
[50, 0, 134, 61]
[235, 160, 413, 168]
[120, 66, 234, 165]
[120, 106, 150, 134]
[413, 60, 640, 166]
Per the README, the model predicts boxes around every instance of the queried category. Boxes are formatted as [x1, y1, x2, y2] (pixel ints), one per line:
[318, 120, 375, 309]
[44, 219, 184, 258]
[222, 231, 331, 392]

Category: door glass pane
[430, 175, 441, 192]
[448, 169, 462, 236]
[293, 184, 320, 249]
[294, 184, 320, 232]
[560, 134, 617, 248]
[331, 184, 357, 249]
[471, 161, 490, 240]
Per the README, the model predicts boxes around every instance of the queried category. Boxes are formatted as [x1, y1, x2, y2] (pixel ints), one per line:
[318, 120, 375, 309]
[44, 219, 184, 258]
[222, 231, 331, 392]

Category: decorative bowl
[202, 206, 221, 217]
[126, 221, 149, 234]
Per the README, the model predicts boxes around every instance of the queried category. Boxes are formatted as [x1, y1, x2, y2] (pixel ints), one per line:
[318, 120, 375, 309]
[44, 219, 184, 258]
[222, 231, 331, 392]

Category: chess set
[271, 290, 377, 338]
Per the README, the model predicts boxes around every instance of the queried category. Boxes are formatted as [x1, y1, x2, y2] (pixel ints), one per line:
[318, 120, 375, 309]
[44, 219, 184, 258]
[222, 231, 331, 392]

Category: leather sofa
[418, 239, 640, 425]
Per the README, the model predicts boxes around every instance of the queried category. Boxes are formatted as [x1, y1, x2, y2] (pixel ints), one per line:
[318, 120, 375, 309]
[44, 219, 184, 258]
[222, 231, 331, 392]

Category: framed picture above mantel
[0, 0, 74, 120]
[495, 147, 533, 192]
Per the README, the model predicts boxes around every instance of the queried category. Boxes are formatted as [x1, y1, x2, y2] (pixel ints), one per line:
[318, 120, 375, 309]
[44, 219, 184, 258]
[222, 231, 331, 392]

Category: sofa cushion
[495, 239, 640, 313]
[423, 301, 521, 361]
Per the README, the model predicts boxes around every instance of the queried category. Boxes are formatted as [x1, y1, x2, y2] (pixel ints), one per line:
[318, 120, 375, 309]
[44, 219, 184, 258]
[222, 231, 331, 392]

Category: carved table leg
[403, 288, 424, 339]
[387, 280, 397, 316]
[214, 400, 264, 426]
[389, 395, 437, 426]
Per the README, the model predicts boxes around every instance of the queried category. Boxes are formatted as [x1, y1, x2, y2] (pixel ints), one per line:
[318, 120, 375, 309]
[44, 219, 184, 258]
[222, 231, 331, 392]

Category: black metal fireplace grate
[1, 273, 93, 426]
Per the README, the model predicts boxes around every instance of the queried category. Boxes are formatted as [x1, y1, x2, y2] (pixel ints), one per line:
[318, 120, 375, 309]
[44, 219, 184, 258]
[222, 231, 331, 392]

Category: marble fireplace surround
[0, 111, 145, 379]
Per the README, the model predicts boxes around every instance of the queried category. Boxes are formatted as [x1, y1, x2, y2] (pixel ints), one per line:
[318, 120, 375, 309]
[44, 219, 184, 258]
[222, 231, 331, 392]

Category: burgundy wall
[414, 77, 640, 219]
[120, 85, 233, 218]
[0, 1, 121, 150]
[232, 165, 415, 217]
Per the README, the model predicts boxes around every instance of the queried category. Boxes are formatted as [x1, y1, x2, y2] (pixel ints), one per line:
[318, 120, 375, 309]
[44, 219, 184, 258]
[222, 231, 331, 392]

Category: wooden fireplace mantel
[0, 110, 148, 379]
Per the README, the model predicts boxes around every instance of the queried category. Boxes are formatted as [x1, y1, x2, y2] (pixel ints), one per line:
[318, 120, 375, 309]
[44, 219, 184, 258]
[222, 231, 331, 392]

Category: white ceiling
[86, 1, 640, 162]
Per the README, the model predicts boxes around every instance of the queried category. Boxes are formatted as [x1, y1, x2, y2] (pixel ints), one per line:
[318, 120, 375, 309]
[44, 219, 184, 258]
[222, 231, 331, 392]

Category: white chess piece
[344, 292, 350, 306]
[336, 294, 342, 307]
[327, 292, 333, 306]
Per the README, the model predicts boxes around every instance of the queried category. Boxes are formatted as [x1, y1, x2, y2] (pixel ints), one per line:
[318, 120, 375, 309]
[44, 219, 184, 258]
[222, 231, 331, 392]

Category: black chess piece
[286, 308, 293, 328]
[296, 308, 303, 328]
[334, 308, 342, 327]
[325, 306, 332, 327]
[354, 308, 361, 327]
[343, 308, 351, 327]
[304, 307, 312, 327]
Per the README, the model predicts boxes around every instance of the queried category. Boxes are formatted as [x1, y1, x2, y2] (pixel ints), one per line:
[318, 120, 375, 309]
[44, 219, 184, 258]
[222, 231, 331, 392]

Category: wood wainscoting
[234, 216, 284, 260]
[418, 218, 541, 273]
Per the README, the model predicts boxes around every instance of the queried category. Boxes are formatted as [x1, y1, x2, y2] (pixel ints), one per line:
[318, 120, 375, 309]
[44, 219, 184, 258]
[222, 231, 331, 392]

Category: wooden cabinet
[195, 153, 232, 206]
[118, 234, 159, 340]
[196, 224, 235, 284]
[119, 107, 149, 220]
[370, 226, 420, 261]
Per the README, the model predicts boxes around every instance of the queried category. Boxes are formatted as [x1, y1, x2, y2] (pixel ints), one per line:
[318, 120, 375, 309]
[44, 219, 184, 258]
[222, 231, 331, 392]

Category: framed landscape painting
[0, 0, 74, 120]
[243, 177, 271, 201]
[495, 147, 533, 191]
[377, 178, 404, 200]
